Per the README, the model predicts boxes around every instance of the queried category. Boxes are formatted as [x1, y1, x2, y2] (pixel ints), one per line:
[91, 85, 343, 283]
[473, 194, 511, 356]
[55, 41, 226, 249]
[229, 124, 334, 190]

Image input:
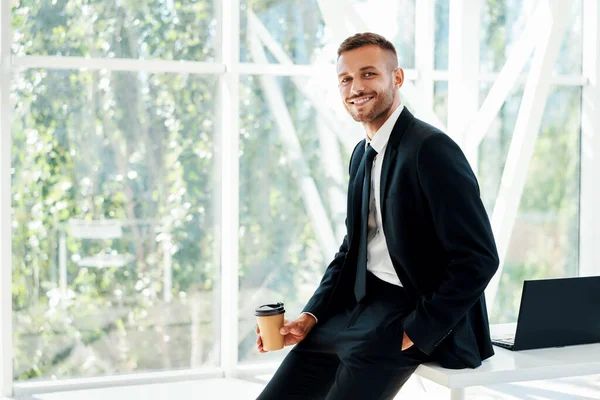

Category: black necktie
[354, 144, 378, 303]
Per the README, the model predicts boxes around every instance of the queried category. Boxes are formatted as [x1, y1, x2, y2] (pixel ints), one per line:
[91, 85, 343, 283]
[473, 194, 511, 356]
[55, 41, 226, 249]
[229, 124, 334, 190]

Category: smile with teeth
[350, 96, 374, 105]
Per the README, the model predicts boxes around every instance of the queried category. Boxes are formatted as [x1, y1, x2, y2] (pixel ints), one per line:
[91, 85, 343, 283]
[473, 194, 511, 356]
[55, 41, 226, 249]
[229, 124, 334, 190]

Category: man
[256, 32, 499, 400]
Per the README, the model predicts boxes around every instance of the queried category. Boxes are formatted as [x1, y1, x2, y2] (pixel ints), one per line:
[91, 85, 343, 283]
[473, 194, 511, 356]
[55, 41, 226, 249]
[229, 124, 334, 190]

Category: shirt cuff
[301, 312, 318, 324]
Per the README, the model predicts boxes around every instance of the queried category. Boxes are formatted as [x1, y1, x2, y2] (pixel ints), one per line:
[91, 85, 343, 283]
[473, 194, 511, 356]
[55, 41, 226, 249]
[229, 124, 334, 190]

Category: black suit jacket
[303, 107, 499, 369]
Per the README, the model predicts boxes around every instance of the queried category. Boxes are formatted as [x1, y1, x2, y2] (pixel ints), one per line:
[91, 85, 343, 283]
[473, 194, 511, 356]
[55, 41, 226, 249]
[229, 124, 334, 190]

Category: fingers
[255, 324, 268, 353]
[256, 333, 267, 353]
[280, 320, 296, 335]
[280, 319, 308, 336]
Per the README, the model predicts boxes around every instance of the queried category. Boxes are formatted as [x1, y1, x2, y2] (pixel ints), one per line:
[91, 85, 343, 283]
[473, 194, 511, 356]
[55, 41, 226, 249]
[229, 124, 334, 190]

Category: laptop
[491, 275, 600, 351]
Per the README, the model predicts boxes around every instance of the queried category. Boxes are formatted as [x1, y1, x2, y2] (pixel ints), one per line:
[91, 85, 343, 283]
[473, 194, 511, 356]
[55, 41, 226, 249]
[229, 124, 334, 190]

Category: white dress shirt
[302, 104, 405, 323]
[365, 104, 404, 287]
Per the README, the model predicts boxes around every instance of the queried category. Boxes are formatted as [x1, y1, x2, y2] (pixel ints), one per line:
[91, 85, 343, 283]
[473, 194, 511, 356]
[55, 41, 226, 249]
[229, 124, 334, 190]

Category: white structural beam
[448, 0, 480, 152]
[0, 0, 12, 395]
[580, 0, 600, 277]
[13, 368, 222, 397]
[248, 12, 360, 149]
[435, 70, 586, 86]
[317, 119, 347, 241]
[315, 0, 353, 44]
[12, 56, 225, 74]
[400, 81, 448, 131]
[486, 0, 569, 311]
[415, 0, 435, 113]
[219, 0, 240, 377]
[248, 29, 338, 259]
[479, 73, 587, 86]
[247, 13, 347, 240]
[466, 2, 548, 158]
[239, 63, 320, 76]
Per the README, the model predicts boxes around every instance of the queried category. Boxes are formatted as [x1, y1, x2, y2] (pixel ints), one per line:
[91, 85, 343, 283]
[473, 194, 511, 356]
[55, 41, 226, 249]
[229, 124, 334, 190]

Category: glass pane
[478, 83, 524, 213]
[433, 81, 448, 126]
[480, 0, 536, 74]
[556, 0, 583, 75]
[240, 0, 327, 64]
[12, 70, 219, 381]
[238, 75, 354, 363]
[478, 85, 581, 323]
[435, 0, 449, 70]
[240, 0, 415, 68]
[12, 0, 218, 61]
[480, 0, 582, 75]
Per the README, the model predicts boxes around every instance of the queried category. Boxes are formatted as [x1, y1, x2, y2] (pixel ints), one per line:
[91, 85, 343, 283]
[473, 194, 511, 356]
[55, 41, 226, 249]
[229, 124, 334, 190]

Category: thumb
[280, 320, 295, 335]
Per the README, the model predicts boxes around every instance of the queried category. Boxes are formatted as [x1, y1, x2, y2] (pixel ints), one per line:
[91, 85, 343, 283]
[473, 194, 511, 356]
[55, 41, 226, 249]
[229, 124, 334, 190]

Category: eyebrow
[338, 65, 378, 77]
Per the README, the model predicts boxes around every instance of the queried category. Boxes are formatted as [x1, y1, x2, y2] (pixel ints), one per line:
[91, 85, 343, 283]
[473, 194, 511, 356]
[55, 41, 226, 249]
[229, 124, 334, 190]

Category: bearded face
[343, 80, 395, 124]
[337, 45, 401, 127]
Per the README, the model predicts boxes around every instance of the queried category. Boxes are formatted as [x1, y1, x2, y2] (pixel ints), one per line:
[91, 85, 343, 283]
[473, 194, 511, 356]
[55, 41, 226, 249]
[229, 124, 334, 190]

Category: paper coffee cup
[255, 302, 285, 351]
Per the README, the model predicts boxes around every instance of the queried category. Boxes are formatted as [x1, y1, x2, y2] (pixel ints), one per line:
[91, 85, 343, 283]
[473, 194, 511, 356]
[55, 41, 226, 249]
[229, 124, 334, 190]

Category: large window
[11, 68, 220, 379]
[479, 85, 581, 322]
[2, 0, 595, 394]
[478, 0, 583, 323]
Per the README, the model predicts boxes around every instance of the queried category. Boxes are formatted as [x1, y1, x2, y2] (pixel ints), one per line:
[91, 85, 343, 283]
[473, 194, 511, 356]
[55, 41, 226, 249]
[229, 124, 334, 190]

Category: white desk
[414, 323, 600, 400]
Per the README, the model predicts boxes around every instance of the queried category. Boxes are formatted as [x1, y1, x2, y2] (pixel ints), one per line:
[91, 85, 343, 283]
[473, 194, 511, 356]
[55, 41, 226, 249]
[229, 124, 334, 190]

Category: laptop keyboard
[492, 335, 515, 350]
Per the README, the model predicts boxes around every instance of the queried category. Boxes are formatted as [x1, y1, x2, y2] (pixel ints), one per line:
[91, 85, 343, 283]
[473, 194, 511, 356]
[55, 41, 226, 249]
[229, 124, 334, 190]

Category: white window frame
[580, 0, 600, 278]
[0, 0, 594, 397]
[1, 0, 13, 395]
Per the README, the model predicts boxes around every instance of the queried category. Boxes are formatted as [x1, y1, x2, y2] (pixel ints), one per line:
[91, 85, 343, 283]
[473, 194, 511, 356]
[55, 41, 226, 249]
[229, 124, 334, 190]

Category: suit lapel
[380, 107, 415, 204]
[348, 140, 366, 246]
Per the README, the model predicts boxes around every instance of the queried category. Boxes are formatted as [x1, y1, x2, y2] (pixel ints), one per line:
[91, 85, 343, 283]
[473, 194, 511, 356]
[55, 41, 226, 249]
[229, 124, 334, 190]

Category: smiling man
[256, 33, 499, 400]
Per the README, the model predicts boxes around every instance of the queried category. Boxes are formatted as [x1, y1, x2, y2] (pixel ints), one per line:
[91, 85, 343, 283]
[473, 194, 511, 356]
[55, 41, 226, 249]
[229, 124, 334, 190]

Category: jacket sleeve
[302, 141, 362, 321]
[402, 133, 499, 355]
[302, 233, 349, 320]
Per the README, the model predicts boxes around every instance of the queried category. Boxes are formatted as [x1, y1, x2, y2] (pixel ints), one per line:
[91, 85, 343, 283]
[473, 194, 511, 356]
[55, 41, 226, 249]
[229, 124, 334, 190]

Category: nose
[350, 78, 364, 96]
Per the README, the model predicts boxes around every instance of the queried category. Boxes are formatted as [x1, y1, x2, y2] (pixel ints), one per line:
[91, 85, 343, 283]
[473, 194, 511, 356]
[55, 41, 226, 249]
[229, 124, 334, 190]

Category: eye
[340, 77, 351, 84]
[364, 72, 375, 77]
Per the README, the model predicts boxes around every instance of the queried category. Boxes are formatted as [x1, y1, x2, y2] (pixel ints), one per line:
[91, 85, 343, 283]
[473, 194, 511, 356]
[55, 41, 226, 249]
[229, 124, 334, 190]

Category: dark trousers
[257, 272, 432, 400]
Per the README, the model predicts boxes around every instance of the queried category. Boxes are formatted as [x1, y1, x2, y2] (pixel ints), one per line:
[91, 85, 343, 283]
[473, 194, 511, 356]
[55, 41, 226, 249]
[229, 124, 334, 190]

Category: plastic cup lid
[254, 302, 285, 316]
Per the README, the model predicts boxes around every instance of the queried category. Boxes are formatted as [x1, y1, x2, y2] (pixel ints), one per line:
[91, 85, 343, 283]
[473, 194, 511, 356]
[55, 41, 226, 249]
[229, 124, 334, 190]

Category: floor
[15, 373, 600, 399]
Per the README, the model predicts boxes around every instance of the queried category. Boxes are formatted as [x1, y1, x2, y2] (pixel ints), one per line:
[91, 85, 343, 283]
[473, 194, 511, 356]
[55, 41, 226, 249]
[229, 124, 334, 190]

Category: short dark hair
[337, 32, 397, 59]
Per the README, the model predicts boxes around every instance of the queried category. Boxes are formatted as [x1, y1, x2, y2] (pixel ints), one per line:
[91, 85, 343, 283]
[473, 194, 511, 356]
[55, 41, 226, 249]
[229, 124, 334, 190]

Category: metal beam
[12, 55, 225, 74]
[317, 119, 347, 241]
[486, 0, 570, 311]
[580, 0, 600, 277]
[248, 27, 338, 259]
[465, 1, 548, 158]
[415, 0, 436, 113]
[248, 11, 347, 242]
[247, 12, 361, 150]
[0, 0, 12, 394]
[448, 0, 481, 154]
[246, 12, 349, 243]
[219, 0, 240, 377]
[478, 72, 587, 86]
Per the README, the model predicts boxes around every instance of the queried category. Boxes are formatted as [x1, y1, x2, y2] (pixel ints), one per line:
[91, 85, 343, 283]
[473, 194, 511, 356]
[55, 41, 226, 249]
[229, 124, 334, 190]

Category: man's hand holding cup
[255, 306, 316, 353]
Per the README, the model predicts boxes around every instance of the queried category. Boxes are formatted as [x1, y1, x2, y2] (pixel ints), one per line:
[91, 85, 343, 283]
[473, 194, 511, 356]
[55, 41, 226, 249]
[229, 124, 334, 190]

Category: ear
[394, 68, 404, 89]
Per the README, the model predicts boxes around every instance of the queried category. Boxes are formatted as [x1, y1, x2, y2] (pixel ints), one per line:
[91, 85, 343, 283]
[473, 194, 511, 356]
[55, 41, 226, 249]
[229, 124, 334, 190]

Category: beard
[344, 86, 395, 123]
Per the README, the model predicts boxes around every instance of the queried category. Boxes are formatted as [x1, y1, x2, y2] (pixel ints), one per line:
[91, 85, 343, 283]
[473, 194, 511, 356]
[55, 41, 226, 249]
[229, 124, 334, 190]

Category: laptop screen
[512, 276, 600, 351]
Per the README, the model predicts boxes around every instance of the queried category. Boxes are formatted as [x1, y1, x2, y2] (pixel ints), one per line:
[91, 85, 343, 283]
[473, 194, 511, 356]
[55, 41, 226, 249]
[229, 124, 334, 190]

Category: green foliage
[10, 0, 583, 379]
[12, 0, 219, 379]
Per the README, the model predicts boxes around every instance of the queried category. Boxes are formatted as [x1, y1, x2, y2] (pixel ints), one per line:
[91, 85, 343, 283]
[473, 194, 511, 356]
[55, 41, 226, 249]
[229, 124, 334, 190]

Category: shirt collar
[366, 103, 404, 154]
